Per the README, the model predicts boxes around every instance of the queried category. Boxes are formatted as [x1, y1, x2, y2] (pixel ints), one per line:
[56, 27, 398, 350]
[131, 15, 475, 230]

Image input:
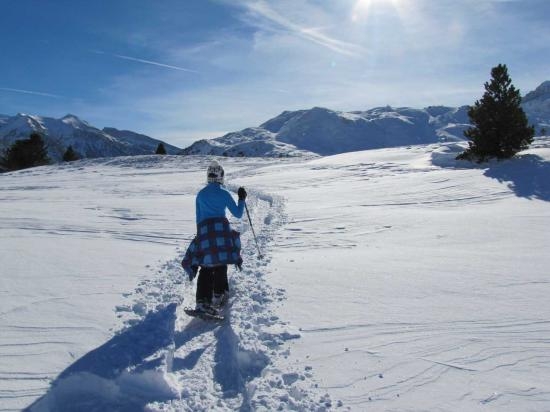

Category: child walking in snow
[182, 160, 247, 316]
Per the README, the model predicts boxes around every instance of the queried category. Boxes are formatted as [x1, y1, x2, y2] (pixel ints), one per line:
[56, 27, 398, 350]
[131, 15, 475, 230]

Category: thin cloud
[0, 87, 64, 98]
[92, 50, 199, 73]
[240, 1, 365, 57]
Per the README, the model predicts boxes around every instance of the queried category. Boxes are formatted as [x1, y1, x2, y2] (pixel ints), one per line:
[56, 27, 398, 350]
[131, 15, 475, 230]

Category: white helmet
[207, 160, 224, 184]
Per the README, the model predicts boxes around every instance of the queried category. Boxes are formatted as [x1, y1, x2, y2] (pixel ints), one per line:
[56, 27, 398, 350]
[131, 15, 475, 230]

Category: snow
[1, 139, 550, 411]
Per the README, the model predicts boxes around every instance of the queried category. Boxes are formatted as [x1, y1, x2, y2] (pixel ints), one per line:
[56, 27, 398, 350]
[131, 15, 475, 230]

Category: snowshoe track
[111, 188, 334, 410]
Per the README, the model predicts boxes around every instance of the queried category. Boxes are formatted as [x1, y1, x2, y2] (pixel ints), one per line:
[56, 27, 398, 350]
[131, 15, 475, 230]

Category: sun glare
[352, 0, 406, 22]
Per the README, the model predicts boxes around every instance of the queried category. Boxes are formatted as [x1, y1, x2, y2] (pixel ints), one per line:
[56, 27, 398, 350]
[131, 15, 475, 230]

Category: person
[182, 160, 247, 316]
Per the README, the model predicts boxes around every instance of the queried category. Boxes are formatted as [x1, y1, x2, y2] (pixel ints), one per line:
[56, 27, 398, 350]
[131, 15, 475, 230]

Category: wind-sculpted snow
[246, 141, 550, 411]
[1, 140, 550, 411]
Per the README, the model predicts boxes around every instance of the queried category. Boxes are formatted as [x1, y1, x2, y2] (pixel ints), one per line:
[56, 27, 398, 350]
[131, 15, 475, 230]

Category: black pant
[196, 265, 228, 304]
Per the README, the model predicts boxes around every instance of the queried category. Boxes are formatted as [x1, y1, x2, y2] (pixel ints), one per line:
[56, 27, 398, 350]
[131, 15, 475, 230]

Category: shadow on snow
[432, 146, 550, 202]
[26, 304, 178, 412]
[211, 313, 269, 410]
[484, 154, 550, 201]
[172, 310, 269, 411]
[26, 303, 269, 411]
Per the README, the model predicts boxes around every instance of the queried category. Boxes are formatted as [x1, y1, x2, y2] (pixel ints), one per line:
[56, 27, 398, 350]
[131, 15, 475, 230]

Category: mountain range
[2, 81, 549, 161]
[0, 113, 180, 161]
[182, 80, 550, 157]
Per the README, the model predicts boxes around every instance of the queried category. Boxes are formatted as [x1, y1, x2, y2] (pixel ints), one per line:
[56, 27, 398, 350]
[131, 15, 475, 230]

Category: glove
[238, 187, 247, 201]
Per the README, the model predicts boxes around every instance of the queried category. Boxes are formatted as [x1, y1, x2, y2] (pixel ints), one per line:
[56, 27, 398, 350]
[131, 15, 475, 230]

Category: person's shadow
[25, 303, 269, 411]
[26, 304, 180, 412]
[484, 154, 550, 201]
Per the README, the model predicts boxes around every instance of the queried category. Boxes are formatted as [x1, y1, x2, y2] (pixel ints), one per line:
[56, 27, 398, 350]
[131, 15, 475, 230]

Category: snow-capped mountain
[182, 105, 470, 157]
[182, 127, 318, 158]
[182, 81, 549, 157]
[0, 113, 180, 161]
[522, 81, 550, 131]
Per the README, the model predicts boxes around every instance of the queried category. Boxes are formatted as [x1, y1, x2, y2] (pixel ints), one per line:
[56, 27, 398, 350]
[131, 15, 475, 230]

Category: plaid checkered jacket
[182, 217, 242, 280]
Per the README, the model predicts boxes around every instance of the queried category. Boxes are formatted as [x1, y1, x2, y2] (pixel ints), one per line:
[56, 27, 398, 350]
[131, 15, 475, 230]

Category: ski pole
[244, 201, 263, 259]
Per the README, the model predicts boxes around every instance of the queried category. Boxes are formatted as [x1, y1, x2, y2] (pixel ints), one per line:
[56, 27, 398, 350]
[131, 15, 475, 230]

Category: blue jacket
[182, 183, 245, 280]
[196, 183, 244, 224]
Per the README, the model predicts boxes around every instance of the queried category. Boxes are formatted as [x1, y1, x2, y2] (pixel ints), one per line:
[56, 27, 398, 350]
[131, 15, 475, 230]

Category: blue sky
[1, 0, 549, 147]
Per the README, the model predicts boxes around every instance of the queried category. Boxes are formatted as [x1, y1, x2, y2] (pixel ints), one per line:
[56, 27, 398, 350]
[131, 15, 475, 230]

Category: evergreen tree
[62, 145, 80, 162]
[155, 142, 167, 155]
[458, 64, 534, 162]
[0, 132, 51, 171]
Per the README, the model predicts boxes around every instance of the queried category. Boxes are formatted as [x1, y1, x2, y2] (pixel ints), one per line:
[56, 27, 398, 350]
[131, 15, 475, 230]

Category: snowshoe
[184, 304, 224, 321]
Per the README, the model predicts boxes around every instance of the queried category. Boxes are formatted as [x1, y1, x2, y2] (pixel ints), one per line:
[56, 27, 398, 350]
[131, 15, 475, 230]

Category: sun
[351, 0, 406, 22]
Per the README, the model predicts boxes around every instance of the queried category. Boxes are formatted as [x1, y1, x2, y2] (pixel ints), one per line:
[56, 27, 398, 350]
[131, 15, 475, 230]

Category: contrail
[0, 87, 63, 98]
[93, 50, 198, 73]
[242, 1, 365, 57]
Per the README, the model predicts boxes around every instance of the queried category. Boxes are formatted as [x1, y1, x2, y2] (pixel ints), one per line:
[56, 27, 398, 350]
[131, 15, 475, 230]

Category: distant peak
[62, 113, 81, 121]
[523, 81, 550, 103]
[14, 113, 43, 123]
[61, 114, 89, 127]
[531, 81, 550, 94]
[310, 106, 333, 112]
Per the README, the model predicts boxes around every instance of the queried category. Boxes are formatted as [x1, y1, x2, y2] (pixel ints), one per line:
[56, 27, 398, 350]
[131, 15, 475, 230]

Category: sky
[0, 0, 549, 147]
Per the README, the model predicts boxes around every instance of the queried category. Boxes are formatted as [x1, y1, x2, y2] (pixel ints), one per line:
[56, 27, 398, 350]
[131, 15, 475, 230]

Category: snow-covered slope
[2, 138, 550, 411]
[182, 81, 550, 158]
[182, 106, 470, 157]
[0, 113, 180, 161]
[182, 127, 318, 158]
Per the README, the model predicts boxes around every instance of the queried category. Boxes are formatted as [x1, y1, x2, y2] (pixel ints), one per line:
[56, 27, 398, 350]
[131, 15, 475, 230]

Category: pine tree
[0, 132, 51, 171]
[155, 143, 167, 155]
[458, 64, 534, 162]
[62, 145, 80, 162]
